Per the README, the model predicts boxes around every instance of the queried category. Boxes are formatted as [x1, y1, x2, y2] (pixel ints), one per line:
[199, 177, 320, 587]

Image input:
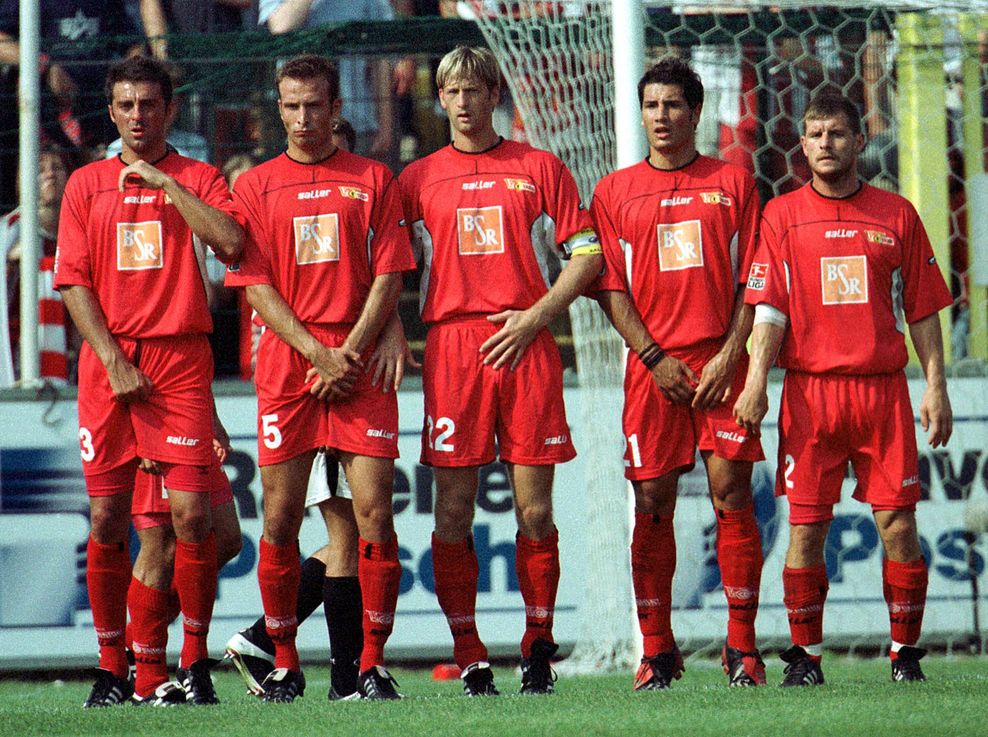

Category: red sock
[86, 536, 131, 677]
[884, 557, 927, 648]
[631, 513, 676, 656]
[128, 577, 171, 697]
[166, 589, 181, 624]
[358, 535, 401, 672]
[783, 565, 828, 649]
[258, 538, 301, 671]
[174, 533, 218, 668]
[432, 534, 488, 669]
[516, 528, 560, 658]
[716, 505, 763, 652]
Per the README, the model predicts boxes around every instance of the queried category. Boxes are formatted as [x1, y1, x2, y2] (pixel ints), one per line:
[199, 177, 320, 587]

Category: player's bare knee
[874, 510, 920, 560]
[633, 478, 677, 516]
[216, 529, 243, 566]
[786, 522, 829, 567]
[89, 507, 129, 544]
[353, 504, 394, 542]
[709, 481, 753, 511]
[515, 499, 553, 539]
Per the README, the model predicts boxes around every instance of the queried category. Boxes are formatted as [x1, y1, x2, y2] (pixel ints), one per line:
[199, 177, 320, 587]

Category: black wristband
[638, 342, 665, 370]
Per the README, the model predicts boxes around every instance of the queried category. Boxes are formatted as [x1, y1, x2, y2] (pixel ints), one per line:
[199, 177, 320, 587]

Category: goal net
[463, 0, 988, 671]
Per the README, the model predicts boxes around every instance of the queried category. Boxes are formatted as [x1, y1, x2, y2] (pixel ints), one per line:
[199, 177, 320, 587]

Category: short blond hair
[436, 46, 500, 91]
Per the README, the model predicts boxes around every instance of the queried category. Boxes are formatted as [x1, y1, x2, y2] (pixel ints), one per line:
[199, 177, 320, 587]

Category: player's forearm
[59, 285, 129, 369]
[138, 0, 169, 53]
[526, 253, 603, 329]
[596, 288, 656, 355]
[344, 272, 403, 354]
[744, 320, 785, 390]
[719, 289, 754, 362]
[245, 283, 324, 362]
[161, 178, 244, 262]
[265, 0, 314, 33]
[908, 312, 948, 390]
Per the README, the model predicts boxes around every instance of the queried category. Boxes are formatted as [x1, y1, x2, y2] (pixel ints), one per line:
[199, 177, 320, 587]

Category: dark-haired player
[592, 56, 766, 690]
[55, 55, 244, 707]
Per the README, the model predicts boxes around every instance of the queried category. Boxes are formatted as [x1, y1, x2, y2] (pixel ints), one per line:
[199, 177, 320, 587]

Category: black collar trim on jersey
[451, 136, 504, 156]
[645, 151, 700, 172]
[810, 179, 863, 200]
[284, 147, 339, 166]
[116, 146, 174, 167]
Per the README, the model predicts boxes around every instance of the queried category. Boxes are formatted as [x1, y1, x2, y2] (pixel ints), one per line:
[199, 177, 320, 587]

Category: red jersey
[744, 182, 953, 375]
[591, 155, 760, 350]
[225, 150, 414, 325]
[398, 139, 596, 324]
[54, 153, 233, 338]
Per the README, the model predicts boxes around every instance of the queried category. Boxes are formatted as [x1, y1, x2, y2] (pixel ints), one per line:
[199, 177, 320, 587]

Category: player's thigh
[77, 341, 138, 475]
[131, 336, 214, 467]
[777, 373, 848, 511]
[260, 449, 318, 543]
[497, 331, 575, 466]
[421, 323, 497, 467]
[696, 352, 764, 465]
[850, 373, 920, 510]
[622, 359, 698, 482]
[339, 452, 395, 542]
[255, 331, 327, 465]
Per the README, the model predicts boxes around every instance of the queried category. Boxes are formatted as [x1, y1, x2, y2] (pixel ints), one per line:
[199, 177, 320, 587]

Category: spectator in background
[136, 0, 251, 59]
[0, 146, 79, 387]
[258, 0, 403, 168]
[0, 0, 142, 151]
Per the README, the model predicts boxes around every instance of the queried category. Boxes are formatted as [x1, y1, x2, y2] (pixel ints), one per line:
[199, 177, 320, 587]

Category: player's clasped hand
[650, 355, 698, 404]
[692, 350, 733, 410]
[306, 345, 363, 402]
[117, 159, 172, 192]
[731, 386, 767, 437]
[481, 309, 541, 370]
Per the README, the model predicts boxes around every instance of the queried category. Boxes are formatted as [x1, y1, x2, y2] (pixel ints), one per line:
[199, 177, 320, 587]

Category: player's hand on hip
[650, 355, 698, 404]
[118, 160, 173, 192]
[692, 349, 735, 410]
[919, 382, 953, 448]
[731, 386, 767, 437]
[481, 309, 541, 370]
[106, 358, 153, 403]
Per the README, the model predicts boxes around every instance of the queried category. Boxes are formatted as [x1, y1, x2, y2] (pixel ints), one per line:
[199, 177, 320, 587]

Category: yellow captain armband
[566, 229, 602, 256]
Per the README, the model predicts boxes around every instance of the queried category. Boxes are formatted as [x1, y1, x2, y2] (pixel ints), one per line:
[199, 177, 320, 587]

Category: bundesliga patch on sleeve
[746, 262, 768, 290]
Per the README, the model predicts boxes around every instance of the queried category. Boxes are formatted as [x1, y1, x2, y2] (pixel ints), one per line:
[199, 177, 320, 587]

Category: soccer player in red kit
[55, 55, 244, 707]
[591, 57, 766, 690]
[398, 46, 603, 696]
[734, 93, 953, 685]
[225, 55, 415, 702]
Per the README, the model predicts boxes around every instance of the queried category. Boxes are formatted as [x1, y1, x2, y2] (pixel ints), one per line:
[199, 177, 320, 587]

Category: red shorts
[421, 319, 575, 467]
[254, 325, 399, 466]
[131, 460, 234, 531]
[622, 340, 763, 481]
[778, 371, 920, 524]
[77, 335, 215, 484]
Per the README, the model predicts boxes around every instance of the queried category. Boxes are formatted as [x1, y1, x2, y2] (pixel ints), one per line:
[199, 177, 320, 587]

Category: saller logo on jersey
[504, 178, 536, 193]
[117, 221, 163, 271]
[294, 213, 340, 265]
[700, 191, 732, 206]
[747, 262, 768, 290]
[457, 206, 504, 255]
[656, 220, 703, 271]
[339, 186, 369, 201]
[821, 255, 868, 304]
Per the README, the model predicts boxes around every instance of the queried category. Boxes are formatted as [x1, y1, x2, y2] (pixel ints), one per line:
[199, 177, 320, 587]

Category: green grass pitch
[1, 655, 985, 737]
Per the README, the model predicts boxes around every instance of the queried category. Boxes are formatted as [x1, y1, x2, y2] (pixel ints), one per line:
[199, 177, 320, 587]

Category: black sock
[297, 556, 328, 623]
[324, 576, 362, 694]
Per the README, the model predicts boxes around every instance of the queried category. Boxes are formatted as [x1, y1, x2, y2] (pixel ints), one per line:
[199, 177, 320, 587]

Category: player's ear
[331, 97, 342, 117]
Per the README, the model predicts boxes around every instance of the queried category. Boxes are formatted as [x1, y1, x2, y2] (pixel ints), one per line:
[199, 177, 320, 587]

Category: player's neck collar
[451, 136, 503, 156]
[118, 147, 172, 167]
[284, 146, 339, 166]
[809, 178, 863, 200]
[645, 150, 699, 172]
